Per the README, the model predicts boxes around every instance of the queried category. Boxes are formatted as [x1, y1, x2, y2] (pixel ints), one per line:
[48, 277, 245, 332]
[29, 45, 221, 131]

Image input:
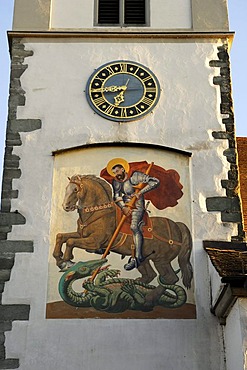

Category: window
[97, 0, 148, 26]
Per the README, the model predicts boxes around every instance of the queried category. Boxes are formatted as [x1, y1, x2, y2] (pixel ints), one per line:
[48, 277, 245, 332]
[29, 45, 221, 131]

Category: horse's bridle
[68, 176, 115, 234]
[68, 176, 114, 211]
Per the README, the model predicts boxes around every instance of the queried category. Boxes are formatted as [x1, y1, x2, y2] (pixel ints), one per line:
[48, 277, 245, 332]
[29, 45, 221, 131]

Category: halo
[106, 158, 130, 177]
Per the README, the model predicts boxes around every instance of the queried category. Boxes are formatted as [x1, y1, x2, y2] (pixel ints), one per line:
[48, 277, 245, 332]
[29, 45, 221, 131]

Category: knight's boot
[124, 233, 144, 271]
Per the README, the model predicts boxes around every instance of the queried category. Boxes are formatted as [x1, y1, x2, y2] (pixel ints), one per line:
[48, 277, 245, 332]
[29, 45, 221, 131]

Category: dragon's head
[58, 258, 109, 307]
[62, 258, 108, 282]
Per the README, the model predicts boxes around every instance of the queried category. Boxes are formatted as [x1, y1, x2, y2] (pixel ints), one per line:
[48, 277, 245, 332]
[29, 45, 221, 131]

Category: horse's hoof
[59, 260, 75, 272]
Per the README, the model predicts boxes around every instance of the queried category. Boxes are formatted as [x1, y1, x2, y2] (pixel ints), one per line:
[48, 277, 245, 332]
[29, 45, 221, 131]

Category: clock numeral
[135, 106, 143, 114]
[95, 76, 105, 82]
[142, 76, 153, 83]
[119, 63, 128, 73]
[142, 97, 154, 106]
[104, 104, 115, 115]
[146, 87, 156, 93]
[106, 66, 115, 75]
[121, 108, 128, 118]
[134, 67, 140, 76]
[93, 96, 105, 106]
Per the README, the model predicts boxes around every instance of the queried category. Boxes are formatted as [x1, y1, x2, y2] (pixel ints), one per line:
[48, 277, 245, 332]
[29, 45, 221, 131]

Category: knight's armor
[112, 171, 159, 270]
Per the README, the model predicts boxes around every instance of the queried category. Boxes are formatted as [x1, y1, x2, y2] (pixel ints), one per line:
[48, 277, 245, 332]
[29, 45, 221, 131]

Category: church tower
[1, 1, 246, 369]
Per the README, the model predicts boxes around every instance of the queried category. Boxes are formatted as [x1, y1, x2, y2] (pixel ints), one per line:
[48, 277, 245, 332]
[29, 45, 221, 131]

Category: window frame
[94, 0, 150, 27]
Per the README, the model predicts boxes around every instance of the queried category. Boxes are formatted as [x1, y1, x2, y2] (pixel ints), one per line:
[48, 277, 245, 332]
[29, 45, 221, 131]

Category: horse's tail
[176, 222, 193, 289]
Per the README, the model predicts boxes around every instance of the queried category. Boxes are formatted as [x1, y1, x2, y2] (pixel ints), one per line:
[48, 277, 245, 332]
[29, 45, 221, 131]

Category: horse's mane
[70, 174, 112, 199]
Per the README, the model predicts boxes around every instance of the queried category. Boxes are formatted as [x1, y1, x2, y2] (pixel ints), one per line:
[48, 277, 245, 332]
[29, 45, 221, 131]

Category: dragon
[58, 258, 187, 313]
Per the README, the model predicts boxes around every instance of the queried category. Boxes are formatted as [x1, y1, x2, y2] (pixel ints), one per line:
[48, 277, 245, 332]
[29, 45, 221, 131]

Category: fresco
[46, 146, 196, 319]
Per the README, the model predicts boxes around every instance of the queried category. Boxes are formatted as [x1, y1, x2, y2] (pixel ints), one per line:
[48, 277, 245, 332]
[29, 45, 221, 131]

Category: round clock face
[86, 60, 160, 122]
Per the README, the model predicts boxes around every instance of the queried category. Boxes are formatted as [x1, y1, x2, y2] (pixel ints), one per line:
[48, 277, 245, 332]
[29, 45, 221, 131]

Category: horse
[53, 174, 193, 304]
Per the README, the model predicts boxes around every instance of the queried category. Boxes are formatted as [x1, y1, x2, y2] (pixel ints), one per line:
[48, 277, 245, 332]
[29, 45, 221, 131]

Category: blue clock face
[86, 61, 160, 122]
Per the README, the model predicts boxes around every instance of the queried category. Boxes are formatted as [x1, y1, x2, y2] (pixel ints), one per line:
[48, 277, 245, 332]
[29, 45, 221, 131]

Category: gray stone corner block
[0, 202, 12, 215]
[9, 119, 42, 133]
[220, 102, 233, 115]
[0, 212, 26, 227]
[0, 227, 12, 235]
[209, 60, 227, 68]
[0, 235, 9, 243]
[0, 358, 19, 369]
[0, 344, 5, 361]
[5, 138, 22, 147]
[0, 257, 14, 270]
[221, 179, 237, 190]
[221, 91, 231, 104]
[0, 240, 34, 253]
[0, 332, 4, 344]
[2, 169, 21, 180]
[12, 48, 33, 58]
[212, 76, 223, 85]
[0, 305, 30, 321]
[0, 284, 5, 293]
[212, 131, 230, 140]
[10, 64, 28, 79]
[224, 124, 235, 134]
[221, 212, 242, 223]
[206, 196, 241, 212]
[228, 168, 238, 181]
[0, 270, 11, 283]
[4, 158, 20, 169]
[223, 147, 236, 163]
[1, 190, 18, 199]
[0, 322, 12, 332]
[217, 50, 229, 62]
[220, 66, 231, 77]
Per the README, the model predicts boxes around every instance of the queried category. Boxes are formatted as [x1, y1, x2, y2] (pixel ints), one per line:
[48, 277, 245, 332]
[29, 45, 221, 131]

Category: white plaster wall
[50, 0, 192, 30]
[225, 300, 245, 370]
[238, 299, 247, 370]
[3, 38, 235, 370]
[51, 0, 94, 29]
[151, 0, 192, 29]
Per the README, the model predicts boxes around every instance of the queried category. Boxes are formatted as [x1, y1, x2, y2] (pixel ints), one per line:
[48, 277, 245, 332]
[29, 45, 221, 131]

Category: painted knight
[109, 158, 160, 271]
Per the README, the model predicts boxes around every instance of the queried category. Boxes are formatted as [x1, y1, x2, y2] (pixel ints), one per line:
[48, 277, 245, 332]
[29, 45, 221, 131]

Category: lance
[89, 161, 154, 283]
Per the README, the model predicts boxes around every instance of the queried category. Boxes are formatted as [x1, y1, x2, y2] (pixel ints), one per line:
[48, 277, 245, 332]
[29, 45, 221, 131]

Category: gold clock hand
[119, 85, 127, 91]
[104, 86, 122, 92]
[114, 91, 125, 106]
[113, 79, 129, 106]
[91, 85, 124, 93]
[113, 79, 130, 106]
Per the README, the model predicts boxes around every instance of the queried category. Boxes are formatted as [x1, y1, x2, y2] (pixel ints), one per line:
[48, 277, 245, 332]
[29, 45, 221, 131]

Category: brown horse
[53, 174, 193, 302]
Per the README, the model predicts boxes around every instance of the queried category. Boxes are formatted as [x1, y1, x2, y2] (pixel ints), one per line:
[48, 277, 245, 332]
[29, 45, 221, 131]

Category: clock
[85, 60, 160, 122]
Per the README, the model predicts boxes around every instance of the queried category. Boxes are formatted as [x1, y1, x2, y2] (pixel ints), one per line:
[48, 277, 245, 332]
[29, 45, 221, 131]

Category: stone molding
[207, 44, 245, 241]
[0, 39, 39, 369]
[12, 0, 229, 32]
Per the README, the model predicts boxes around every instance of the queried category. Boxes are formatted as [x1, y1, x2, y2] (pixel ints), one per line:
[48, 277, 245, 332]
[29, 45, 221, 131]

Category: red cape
[100, 161, 183, 210]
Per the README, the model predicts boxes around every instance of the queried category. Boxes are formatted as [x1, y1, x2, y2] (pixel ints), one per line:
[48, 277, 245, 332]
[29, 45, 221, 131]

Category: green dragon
[58, 258, 187, 313]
